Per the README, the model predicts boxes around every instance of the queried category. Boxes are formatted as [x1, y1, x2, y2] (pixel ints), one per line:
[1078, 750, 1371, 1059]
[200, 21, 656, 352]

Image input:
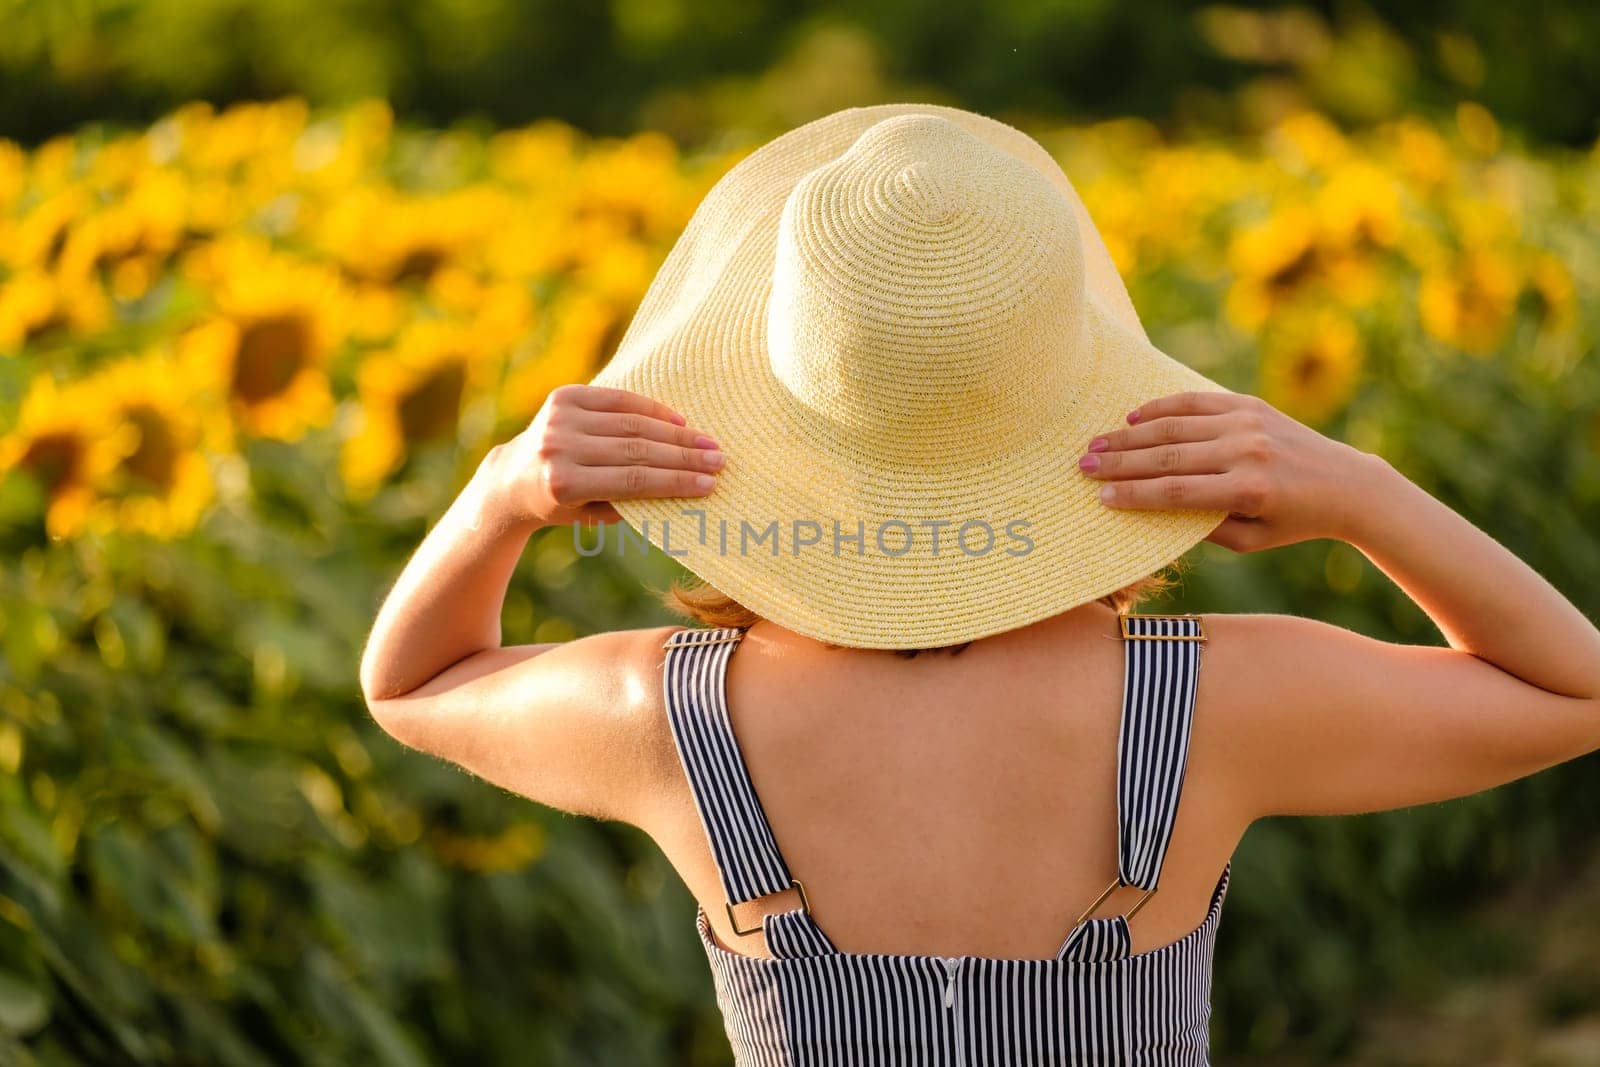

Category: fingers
[1087, 397, 1255, 455]
[561, 396, 725, 481]
[578, 408, 716, 452]
[565, 383, 688, 427]
[1080, 430, 1270, 516]
[1093, 472, 1242, 512]
[529, 385, 728, 513]
[1125, 389, 1247, 427]
[1075, 391, 1275, 516]
[1079, 438, 1234, 481]
[1087, 413, 1222, 454]
[569, 433, 725, 474]
[555, 464, 718, 504]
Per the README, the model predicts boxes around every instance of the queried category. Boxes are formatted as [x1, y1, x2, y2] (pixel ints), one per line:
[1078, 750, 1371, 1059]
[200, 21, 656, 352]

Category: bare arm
[1344, 453, 1600, 702]
[358, 384, 724, 825]
[357, 460, 539, 704]
[1081, 391, 1600, 820]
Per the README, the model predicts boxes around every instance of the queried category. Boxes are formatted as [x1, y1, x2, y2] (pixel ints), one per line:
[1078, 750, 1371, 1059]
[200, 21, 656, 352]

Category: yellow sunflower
[487, 120, 580, 187]
[1268, 111, 1351, 174]
[1258, 305, 1364, 426]
[315, 185, 494, 287]
[1316, 160, 1401, 253]
[425, 267, 536, 352]
[1141, 146, 1251, 267]
[289, 99, 395, 192]
[341, 319, 493, 497]
[1079, 177, 1143, 276]
[56, 168, 187, 300]
[167, 98, 310, 177]
[572, 130, 690, 242]
[482, 195, 572, 281]
[179, 237, 349, 440]
[0, 138, 25, 214]
[1383, 116, 1454, 190]
[500, 288, 632, 422]
[1418, 246, 1520, 354]
[0, 374, 120, 540]
[570, 236, 654, 309]
[81, 348, 230, 539]
[1225, 203, 1323, 332]
[6, 188, 85, 271]
[1524, 251, 1575, 332]
[23, 136, 77, 196]
[0, 269, 113, 352]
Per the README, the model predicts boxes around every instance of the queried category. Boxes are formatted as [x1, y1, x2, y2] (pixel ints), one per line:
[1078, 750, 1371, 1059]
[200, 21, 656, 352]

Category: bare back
[642, 601, 1249, 961]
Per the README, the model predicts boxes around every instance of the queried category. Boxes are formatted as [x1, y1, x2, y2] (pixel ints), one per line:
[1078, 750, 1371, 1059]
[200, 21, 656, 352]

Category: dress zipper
[940, 956, 961, 1009]
[941, 957, 966, 1067]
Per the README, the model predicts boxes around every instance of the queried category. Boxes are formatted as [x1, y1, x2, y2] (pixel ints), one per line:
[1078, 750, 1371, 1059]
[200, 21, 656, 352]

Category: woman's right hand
[1076, 390, 1387, 553]
[488, 384, 725, 530]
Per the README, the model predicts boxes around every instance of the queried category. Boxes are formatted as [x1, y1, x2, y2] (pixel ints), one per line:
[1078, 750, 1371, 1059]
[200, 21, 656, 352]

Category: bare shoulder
[555, 622, 689, 809]
[473, 622, 686, 726]
[1193, 609, 1343, 679]
[1193, 609, 1387, 705]
[1190, 608, 1386, 723]
[538, 622, 685, 702]
[539, 622, 687, 785]
[1196, 607, 1336, 650]
[1185, 609, 1393, 824]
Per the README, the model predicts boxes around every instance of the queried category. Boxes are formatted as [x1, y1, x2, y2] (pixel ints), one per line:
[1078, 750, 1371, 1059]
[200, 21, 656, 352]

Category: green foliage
[0, 443, 729, 1064]
[1176, 338, 1600, 1054]
[2, 0, 1599, 148]
[0, 97, 1597, 1062]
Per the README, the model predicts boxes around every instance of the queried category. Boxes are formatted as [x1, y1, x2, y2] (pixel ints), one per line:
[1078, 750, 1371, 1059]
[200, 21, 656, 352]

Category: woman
[358, 105, 1600, 1064]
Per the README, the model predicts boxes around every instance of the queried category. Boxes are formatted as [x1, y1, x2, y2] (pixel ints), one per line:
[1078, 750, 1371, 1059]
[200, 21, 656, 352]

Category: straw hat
[587, 103, 1234, 649]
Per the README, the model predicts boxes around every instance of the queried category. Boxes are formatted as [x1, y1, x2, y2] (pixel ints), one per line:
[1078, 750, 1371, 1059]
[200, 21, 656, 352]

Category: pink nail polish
[1079, 454, 1099, 471]
[1088, 437, 1109, 452]
[694, 435, 719, 449]
[671, 413, 687, 426]
[1127, 410, 1142, 424]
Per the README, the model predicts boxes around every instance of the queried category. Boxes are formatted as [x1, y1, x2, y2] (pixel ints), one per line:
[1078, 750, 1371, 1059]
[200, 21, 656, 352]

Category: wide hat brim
[589, 103, 1233, 649]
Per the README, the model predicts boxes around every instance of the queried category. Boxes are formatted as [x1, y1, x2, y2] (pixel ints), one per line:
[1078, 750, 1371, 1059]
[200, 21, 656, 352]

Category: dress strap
[1059, 612, 1207, 961]
[1115, 612, 1206, 889]
[661, 626, 837, 959]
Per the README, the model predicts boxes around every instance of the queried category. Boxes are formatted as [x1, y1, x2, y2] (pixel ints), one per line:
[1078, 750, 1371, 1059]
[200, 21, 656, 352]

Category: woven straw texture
[588, 103, 1234, 649]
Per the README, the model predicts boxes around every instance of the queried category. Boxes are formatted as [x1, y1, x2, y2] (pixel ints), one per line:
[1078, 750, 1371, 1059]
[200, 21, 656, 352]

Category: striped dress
[662, 613, 1230, 1066]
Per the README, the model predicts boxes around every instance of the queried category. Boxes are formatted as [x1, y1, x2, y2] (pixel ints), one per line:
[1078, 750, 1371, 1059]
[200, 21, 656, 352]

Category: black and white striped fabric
[662, 614, 1231, 1065]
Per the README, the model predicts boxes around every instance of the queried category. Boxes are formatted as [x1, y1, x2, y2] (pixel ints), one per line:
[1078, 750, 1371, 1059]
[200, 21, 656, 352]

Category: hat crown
[767, 114, 1092, 465]
[891, 160, 955, 223]
[587, 103, 1233, 649]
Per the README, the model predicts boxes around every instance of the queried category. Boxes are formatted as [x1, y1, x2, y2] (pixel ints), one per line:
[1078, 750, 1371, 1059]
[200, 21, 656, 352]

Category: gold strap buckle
[1119, 613, 1207, 643]
[725, 879, 811, 937]
[663, 628, 746, 648]
[1071, 875, 1157, 929]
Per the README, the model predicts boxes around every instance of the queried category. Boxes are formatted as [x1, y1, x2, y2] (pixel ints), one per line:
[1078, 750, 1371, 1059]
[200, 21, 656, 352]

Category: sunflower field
[0, 98, 1597, 1062]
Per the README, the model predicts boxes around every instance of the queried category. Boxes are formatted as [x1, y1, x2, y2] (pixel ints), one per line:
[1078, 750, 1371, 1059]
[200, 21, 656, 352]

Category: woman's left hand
[486, 384, 725, 529]
[1074, 389, 1376, 553]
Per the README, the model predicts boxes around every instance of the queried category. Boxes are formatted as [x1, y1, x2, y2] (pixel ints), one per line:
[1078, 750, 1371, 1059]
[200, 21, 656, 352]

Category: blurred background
[0, 0, 1597, 1063]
